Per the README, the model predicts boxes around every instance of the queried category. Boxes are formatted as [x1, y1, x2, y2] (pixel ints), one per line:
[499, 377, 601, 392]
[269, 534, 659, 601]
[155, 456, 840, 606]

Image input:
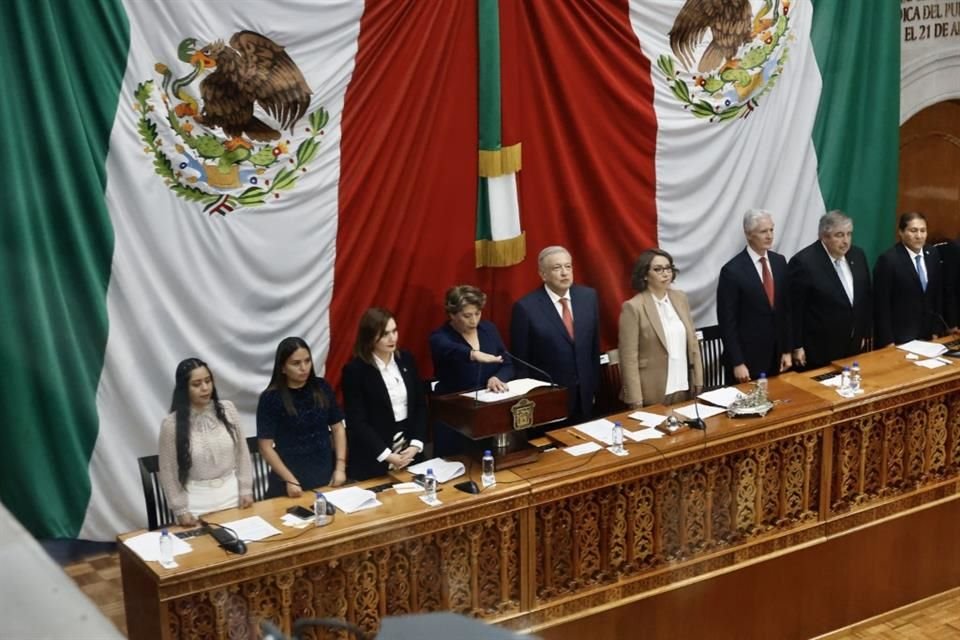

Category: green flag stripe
[477, 0, 502, 152]
[810, 0, 900, 267]
[0, 0, 128, 537]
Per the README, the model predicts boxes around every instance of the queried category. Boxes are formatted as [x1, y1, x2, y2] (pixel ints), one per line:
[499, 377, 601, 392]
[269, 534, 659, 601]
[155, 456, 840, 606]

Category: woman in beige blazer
[618, 249, 703, 407]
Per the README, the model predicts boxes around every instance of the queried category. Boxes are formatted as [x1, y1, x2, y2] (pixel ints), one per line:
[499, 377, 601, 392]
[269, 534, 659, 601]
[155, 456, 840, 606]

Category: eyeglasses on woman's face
[650, 265, 673, 274]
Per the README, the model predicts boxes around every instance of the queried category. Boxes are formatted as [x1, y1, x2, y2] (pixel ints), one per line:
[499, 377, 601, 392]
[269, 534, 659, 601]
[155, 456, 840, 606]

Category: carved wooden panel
[533, 432, 823, 603]
[162, 513, 522, 639]
[832, 396, 960, 513]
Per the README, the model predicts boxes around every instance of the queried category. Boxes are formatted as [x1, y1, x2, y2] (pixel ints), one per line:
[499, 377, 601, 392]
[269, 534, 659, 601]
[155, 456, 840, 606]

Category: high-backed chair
[595, 348, 627, 417]
[138, 435, 270, 531]
[696, 325, 726, 391]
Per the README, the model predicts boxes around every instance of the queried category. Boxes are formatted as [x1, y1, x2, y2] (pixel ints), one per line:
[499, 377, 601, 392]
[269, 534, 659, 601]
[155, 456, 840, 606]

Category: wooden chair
[595, 348, 627, 417]
[138, 435, 271, 530]
[695, 325, 726, 391]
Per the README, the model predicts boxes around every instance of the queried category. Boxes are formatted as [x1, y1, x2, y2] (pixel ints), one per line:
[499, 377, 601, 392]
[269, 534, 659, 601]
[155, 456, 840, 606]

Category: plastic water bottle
[314, 491, 332, 527]
[850, 362, 861, 394]
[757, 372, 768, 401]
[611, 421, 625, 454]
[481, 450, 496, 488]
[839, 367, 851, 396]
[158, 528, 174, 567]
[424, 469, 438, 502]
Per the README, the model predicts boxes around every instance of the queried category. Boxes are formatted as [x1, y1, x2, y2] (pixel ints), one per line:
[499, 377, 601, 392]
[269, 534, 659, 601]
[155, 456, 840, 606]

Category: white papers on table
[280, 514, 312, 528]
[573, 418, 619, 445]
[419, 494, 442, 507]
[626, 428, 664, 442]
[222, 516, 282, 541]
[819, 375, 842, 387]
[916, 357, 950, 369]
[392, 482, 424, 494]
[461, 377, 552, 402]
[672, 403, 726, 421]
[697, 387, 743, 408]
[563, 441, 603, 456]
[123, 530, 192, 563]
[324, 487, 382, 514]
[897, 340, 948, 358]
[407, 458, 465, 483]
[627, 410, 666, 428]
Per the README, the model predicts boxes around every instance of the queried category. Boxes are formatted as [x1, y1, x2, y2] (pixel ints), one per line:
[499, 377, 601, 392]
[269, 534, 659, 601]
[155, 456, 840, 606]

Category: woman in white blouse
[341, 308, 427, 481]
[158, 358, 254, 525]
[618, 249, 704, 408]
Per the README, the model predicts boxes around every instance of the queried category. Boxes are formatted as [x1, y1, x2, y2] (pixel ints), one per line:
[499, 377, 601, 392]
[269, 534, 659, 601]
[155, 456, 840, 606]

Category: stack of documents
[407, 458, 465, 483]
[324, 486, 382, 514]
[123, 530, 192, 563]
[461, 377, 552, 403]
[696, 387, 743, 408]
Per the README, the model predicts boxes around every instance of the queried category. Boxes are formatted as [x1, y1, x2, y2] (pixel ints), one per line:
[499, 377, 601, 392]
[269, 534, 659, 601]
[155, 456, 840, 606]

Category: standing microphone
[503, 350, 557, 387]
[684, 397, 706, 431]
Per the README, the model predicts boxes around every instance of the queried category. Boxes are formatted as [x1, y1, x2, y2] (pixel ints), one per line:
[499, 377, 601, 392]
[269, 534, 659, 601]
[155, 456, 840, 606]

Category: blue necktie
[915, 254, 927, 291]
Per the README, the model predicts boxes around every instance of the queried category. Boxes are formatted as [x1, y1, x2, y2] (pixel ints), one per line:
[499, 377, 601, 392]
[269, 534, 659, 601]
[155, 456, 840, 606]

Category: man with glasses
[511, 246, 600, 422]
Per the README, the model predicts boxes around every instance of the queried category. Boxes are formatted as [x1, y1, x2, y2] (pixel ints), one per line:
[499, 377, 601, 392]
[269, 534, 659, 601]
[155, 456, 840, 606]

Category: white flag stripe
[81, 2, 364, 539]
[628, 0, 823, 326]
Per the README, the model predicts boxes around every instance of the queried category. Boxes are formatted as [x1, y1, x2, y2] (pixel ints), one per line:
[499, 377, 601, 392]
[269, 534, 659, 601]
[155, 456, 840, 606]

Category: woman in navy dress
[257, 337, 347, 498]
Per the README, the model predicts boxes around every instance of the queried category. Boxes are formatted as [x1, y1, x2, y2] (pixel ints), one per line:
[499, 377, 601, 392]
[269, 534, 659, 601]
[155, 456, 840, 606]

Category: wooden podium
[430, 384, 568, 468]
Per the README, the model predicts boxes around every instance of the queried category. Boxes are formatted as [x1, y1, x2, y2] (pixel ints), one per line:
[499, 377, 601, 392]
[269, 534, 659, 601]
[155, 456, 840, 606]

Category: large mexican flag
[1, 0, 898, 540]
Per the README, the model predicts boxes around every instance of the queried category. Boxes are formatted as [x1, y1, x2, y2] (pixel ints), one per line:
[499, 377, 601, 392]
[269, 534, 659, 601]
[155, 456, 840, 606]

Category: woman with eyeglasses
[618, 249, 703, 408]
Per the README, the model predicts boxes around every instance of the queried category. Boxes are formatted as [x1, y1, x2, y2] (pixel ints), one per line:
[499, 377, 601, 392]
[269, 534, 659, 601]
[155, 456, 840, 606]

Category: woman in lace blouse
[158, 358, 254, 526]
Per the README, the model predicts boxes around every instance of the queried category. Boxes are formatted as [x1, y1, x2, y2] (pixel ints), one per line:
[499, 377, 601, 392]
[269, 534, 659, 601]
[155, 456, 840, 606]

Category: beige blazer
[618, 289, 704, 407]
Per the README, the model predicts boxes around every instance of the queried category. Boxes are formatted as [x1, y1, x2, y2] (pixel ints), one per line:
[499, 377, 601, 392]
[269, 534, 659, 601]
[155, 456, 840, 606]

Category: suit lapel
[640, 291, 667, 350]
[897, 244, 924, 292]
[815, 243, 852, 307]
[538, 287, 573, 344]
[738, 250, 772, 310]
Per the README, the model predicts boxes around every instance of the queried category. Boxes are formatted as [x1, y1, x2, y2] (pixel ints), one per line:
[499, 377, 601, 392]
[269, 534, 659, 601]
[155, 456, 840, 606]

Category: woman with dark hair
[341, 308, 427, 481]
[158, 358, 254, 525]
[618, 249, 703, 408]
[873, 212, 949, 346]
[429, 284, 514, 394]
[257, 337, 347, 498]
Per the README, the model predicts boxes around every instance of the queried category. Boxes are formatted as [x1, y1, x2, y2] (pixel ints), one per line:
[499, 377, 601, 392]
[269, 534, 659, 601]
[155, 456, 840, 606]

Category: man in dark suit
[788, 210, 872, 370]
[511, 246, 600, 423]
[717, 209, 792, 383]
[873, 212, 951, 346]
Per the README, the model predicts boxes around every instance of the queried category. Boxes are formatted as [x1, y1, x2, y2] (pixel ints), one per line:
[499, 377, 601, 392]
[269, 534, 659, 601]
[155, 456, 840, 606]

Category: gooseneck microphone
[199, 519, 247, 555]
[503, 350, 557, 387]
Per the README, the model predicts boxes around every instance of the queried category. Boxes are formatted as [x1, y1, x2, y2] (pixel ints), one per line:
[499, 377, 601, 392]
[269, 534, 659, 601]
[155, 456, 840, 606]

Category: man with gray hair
[511, 246, 600, 422]
[716, 209, 792, 383]
[787, 210, 872, 370]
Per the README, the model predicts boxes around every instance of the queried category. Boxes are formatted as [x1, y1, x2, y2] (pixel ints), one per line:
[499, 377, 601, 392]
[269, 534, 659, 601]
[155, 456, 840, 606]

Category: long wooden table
[119, 344, 960, 639]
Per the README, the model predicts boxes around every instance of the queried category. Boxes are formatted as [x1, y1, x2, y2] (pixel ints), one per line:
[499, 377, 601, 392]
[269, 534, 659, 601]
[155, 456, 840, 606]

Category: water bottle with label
[314, 491, 332, 527]
[850, 361, 861, 394]
[481, 450, 496, 488]
[158, 528, 174, 567]
[611, 421, 625, 455]
[424, 469, 438, 502]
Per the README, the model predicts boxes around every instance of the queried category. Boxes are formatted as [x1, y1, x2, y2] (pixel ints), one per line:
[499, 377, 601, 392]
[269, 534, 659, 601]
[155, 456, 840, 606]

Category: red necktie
[560, 297, 575, 339]
[760, 256, 775, 308]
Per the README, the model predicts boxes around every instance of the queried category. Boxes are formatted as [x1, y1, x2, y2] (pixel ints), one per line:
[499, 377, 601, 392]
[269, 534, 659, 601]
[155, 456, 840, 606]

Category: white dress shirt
[653, 293, 689, 396]
[544, 284, 573, 321]
[823, 243, 854, 304]
[372, 353, 422, 462]
[746, 245, 770, 284]
[905, 246, 927, 285]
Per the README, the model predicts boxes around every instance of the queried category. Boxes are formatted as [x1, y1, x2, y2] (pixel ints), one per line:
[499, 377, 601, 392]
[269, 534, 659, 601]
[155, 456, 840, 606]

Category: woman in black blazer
[341, 307, 427, 481]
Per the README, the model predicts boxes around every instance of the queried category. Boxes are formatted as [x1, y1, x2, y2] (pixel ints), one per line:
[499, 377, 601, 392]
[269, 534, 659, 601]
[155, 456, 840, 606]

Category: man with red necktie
[716, 209, 793, 384]
[511, 246, 601, 423]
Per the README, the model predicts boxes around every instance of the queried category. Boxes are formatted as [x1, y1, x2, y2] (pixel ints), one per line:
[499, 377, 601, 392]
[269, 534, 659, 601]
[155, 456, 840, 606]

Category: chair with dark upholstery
[138, 435, 270, 530]
[696, 325, 726, 391]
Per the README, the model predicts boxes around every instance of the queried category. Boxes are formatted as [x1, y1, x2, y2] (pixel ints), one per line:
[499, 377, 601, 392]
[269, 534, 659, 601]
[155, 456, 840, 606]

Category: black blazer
[341, 350, 427, 481]
[788, 242, 872, 369]
[510, 284, 600, 422]
[873, 243, 946, 346]
[716, 248, 792, 379]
